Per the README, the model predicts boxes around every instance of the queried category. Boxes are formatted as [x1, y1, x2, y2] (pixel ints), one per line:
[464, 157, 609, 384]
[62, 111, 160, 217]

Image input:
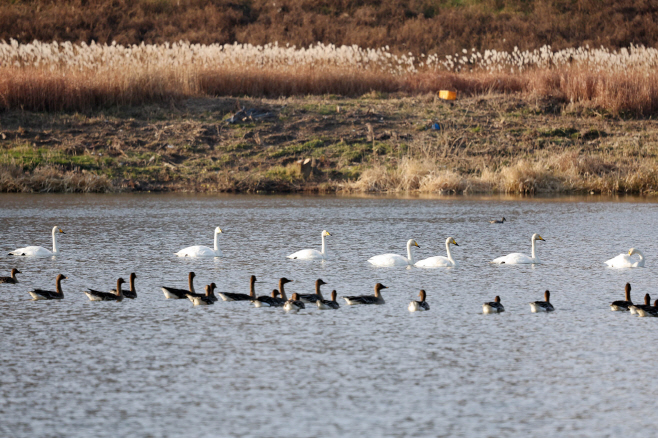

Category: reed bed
[2, 40, 658, 115]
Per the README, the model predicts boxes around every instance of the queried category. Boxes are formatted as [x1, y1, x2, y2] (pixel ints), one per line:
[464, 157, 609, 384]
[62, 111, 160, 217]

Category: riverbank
[1, 94, 657, 195]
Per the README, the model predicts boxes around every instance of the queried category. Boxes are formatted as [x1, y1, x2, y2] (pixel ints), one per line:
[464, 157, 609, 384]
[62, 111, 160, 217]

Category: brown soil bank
[1, 0, 657, 56]
[1, 94, 657, 195]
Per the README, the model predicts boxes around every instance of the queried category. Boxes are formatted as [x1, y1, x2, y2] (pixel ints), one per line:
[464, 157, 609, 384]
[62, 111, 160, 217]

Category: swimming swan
[9, 226, 65, 257]
[175, 227, 223, 257]
[368, 239, 420, 267]
[605, 248, 645, 268]
[492, 233, 545, 264]
[287, 230, 331, 260]
[415, 237, 459, 268]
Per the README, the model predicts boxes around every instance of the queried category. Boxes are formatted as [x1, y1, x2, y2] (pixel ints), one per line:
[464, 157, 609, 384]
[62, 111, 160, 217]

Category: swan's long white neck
[321, 233, 326, 256]
[51, 227, 59, 254]
[531, 236, 538, 260]
[635, 250, 645, 267]
[406, 240, 416, 264]
[445, 238, 454, 263]
[213, 231, 221, 255]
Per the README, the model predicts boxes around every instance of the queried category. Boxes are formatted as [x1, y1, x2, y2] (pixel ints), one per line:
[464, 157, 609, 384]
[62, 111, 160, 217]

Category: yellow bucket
[439, 90, 457, 100]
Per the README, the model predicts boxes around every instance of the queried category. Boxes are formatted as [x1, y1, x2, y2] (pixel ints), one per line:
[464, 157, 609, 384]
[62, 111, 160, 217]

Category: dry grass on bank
[2, 41, 658, 115]
[0, 165, 112, 193]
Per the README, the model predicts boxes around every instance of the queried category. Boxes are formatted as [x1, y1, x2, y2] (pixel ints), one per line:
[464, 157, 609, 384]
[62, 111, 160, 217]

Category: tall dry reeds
[2, 40, 658, 115]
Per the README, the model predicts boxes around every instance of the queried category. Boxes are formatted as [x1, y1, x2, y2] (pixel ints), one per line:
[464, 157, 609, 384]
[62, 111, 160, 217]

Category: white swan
[368, 239, 420, 267]
[605, 248, 645, 268]
[175, 227, 223, 257]
[492, 233, 545, 264]
[415, 237, 459, 267]
[9, 226, 65, 257]
[287, 230, 331, 260]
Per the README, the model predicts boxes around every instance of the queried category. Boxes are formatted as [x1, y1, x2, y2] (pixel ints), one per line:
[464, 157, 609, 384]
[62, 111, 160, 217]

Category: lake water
[1, 193, 658, 437]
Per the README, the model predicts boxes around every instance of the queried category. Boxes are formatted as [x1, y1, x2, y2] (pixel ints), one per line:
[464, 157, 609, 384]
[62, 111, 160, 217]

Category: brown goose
[489, 217, 506, 224]
[317, 290, 340, 310]
[219, 275, 258, 302]
[28, 274, 67, 300]
[0, 268, 21, 284]
[252, 289, 282, 307]
[298, 279, 327, 304]
[284, 293, 305, 312]
[483, 296, 505, 314]
[187, 284, 216, 306]
[85, 278, 125, 302]
[529, 290, 554, 313]
[111, 273, 136, 299]
[162, 272, 196, 299]
[343, 283, 387, 305]
[629, 294, 651, 315]
[636, 299, 658, 318]
[408, 290, 430, 312]
[610, 283, 633, 311]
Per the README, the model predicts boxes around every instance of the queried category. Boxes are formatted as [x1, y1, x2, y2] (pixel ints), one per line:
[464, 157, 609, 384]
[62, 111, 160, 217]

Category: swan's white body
[9, 226, 64, 257]
[175, 227, 222, 257]
[492, 233, 545, 264]
[288, 230, 331, 260]
[605, 248, 645, 268]
[415, 237, 458, 268]
[368, 239, 420, 267]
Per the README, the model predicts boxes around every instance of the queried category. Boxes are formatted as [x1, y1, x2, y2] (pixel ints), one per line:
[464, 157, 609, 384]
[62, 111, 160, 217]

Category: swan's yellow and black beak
[59, 228, 65, 234]
[452, 239, 459, 246]
[537, 235, 545, 241]
[414, 241, 420, 248]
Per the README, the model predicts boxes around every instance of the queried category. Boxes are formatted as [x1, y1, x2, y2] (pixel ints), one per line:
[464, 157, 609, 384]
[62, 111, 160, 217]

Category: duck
[344, 283, 387, 305]
[610, 283, 633, 311]
[636, 299, 658, 317]
[489, 217, 506, 224]
[298, 279, 327, 304]
[162, 272, 196, 299]
[187, 282, 218, 303]
[408, 290, 430, 312]
[483, 296, 505, 314]
[529, 290, 554, 313]
[317, 290, 340, 310]
[187, 284, 216, 306]
[110, 272, 136, 299]
[175, 227, 223, 257]
[287, 230, 331, 260]
[492, 233, 545, 264]
[218, 275, 258, 301]
[629, 294, 651, 315]
[415, 237, 459, 268]
[283, 293, 305, 312]
[368, 239, 420, 267]
[85, 278, 125, 302]
[605, 248, 645, 268]
[28, 274, 67, 300]
[0, 268, 21, 284]
[9, 226, 65, 257]
[252, 289, 282, 308]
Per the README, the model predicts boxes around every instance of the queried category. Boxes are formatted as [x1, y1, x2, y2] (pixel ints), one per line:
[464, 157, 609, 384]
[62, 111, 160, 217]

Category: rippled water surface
[2, 194, 658, 437]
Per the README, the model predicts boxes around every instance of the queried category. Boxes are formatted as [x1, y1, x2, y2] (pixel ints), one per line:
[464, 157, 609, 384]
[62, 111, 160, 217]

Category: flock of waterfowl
[1, 223, 650, 314]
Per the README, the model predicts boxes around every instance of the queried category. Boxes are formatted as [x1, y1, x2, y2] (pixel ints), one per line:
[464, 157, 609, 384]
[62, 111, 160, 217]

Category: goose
[9, 226, 65, 257]
[218, 275, 258, 302]
[187, 284, 216, 306]
[610, 283, 633, 311]
[287, 230, 331, 260]
[273, 277, 293, 306]
[636, 299, 658, 318]
[629, 294, 651, 315]
[415, 237, 459, 268]
[111, 272, 136, 299]
[85, 278, 125, 302]
[483, 296, 505, 314]
[162, 272, 196, 299]
[187, 282, 218, 303]
[252, 289, 282, 308]
[529, 290, 554, 313]
[489, 217, 506, 224]
[0, 268, 21, 284]
[317, 290, 340, 310]
[605, 248, 645, 268]
[283, 293, 305, 312]
[298, 279, 327, 303]
[344, 283, 387, 305]
[175, 227, 223, 257]
[368, 240, 420, 267]
[408, 290, 430, 312]
[28, 274, 67, 300]
[492, 233, 545, 264]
